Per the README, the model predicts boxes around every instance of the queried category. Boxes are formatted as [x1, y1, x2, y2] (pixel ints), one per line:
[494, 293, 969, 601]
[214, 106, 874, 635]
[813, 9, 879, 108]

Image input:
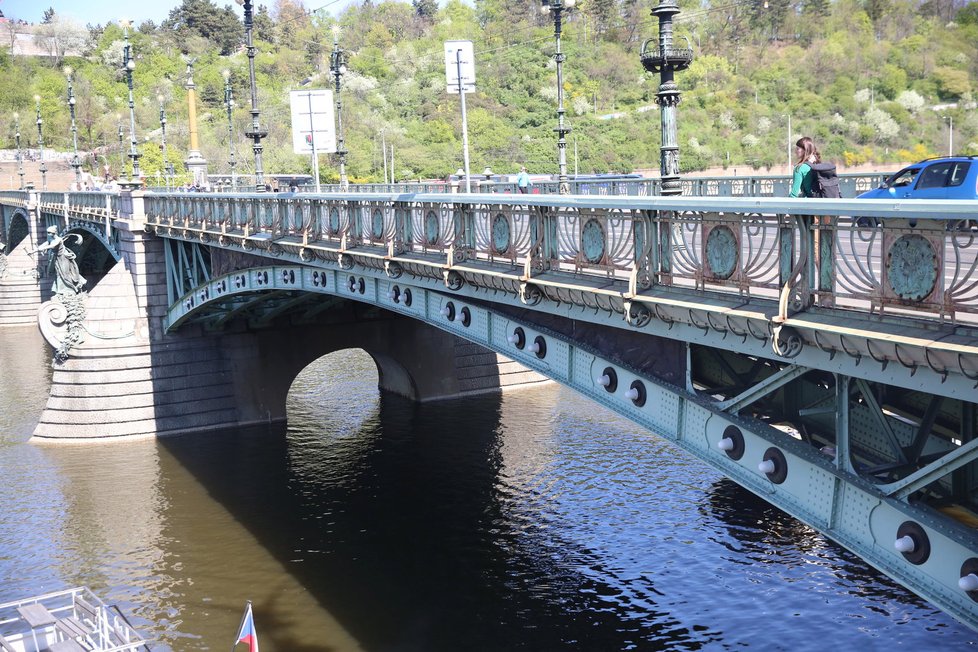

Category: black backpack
[809, 162, 842, 198]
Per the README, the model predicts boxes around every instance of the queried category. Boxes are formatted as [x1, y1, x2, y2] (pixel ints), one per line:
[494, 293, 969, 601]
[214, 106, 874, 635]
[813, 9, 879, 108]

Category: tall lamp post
[223, 70, 237, 191]
[158, 94, 175, 189]
[781, 113, 791, 173]
[120, 21, 142, 186]
[34, 95, 47, 191]
[235, 0, 268, 191]
[116, 114, 124, 178]
[541, 0, 574, 195]
[640, 0, 693, 196]
[65, 66, 82, 186]
[330, 27, 349, 190]
[13, 112, 25, 190]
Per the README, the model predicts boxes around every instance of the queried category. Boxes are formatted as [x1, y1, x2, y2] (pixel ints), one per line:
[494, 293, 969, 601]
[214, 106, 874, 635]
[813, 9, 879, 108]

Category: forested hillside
[1, 0, 976, 183]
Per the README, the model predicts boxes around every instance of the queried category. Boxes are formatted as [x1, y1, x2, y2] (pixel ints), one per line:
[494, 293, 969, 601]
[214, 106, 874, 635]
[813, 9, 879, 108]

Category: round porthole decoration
[758, 447, 788, 484]
[460, 307, 471, 327]
[895, 521, 931, 565]
[402, 288, 413, 306]
[717, 425, 745, 461]
[508, 327, 526, 349]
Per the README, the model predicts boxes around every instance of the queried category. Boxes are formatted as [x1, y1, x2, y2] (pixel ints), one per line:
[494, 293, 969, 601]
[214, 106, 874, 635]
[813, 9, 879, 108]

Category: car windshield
[884, 167, 920, 189]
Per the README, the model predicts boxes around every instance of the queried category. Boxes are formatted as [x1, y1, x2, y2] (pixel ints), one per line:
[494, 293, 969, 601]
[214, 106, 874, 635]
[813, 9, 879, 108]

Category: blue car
[857, 156, 978, 200]
[855, 156, 978, 227]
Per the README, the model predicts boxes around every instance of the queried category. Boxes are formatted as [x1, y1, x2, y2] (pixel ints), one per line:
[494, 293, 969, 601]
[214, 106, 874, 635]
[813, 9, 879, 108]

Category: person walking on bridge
[516, 166, 531, 194]
[789, 136, 820, 198]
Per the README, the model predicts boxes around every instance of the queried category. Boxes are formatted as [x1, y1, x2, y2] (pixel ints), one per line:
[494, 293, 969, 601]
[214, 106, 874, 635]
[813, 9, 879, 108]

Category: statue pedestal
[185, 151, 208, 188]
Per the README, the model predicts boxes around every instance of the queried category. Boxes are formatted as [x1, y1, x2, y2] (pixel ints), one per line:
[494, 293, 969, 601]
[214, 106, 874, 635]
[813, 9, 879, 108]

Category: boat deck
[0, 588, 149, 652]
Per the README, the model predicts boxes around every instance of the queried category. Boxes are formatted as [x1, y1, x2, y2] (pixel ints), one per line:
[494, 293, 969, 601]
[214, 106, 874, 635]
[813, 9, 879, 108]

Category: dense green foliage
[2, 0, 976, 184]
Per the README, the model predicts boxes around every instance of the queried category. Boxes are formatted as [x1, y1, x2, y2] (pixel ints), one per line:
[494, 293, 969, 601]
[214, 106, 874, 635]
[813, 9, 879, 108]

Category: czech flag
[235, 601, 259, 652]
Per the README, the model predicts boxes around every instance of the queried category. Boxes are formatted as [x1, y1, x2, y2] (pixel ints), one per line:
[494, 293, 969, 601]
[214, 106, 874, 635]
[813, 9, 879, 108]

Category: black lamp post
[65, 66, 82, 186]
[121, 21, 142, 186]
[640, 0, 693, 196]
[158, 94, 174, 189]
[235, 0, 267, 191]
[13, 112, 24, 190]
[329, 27, 348, 189]
[223, 70, 237, 190]
[541, 0, 574, 195]
[116, 114, 124, 178]
[34, 95, 47, 191]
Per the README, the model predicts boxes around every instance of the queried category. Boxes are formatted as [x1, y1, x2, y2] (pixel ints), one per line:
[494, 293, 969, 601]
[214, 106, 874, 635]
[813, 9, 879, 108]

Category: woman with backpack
[789, 136, 820, 197]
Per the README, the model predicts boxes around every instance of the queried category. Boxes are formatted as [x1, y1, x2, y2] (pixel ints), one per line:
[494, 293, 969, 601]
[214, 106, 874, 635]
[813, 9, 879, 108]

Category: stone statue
[37, 227, 86, 295]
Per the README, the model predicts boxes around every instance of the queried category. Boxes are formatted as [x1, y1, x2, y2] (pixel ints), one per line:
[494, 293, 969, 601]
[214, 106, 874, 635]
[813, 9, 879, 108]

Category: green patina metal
[371, 208, 384, 240]
[491, 213, 510, 255]
[888, 234, 938, 302]
[581, 218, 605, 264]
[424, 210, 439, 246]
[705, 225, 737, 279]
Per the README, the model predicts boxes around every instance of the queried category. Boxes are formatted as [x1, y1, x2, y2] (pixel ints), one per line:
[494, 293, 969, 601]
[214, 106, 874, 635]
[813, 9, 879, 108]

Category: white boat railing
[0, 587, 150, 652]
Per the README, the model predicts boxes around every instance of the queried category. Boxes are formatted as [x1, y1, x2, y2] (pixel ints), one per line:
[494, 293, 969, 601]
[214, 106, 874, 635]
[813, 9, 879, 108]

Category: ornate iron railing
[142, 192, 978, 325]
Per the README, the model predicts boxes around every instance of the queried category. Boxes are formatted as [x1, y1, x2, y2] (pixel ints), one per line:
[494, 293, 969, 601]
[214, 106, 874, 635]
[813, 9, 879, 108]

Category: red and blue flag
[235, 602, 259, 652]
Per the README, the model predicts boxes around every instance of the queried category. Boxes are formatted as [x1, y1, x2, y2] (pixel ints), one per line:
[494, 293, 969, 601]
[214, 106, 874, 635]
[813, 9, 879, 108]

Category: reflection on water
[0, 331, 974, 650]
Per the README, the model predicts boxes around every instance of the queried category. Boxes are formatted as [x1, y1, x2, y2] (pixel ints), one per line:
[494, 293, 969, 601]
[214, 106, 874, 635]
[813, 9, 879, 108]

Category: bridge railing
[142, 192, 978, 325]
[316, 173, 888, 198]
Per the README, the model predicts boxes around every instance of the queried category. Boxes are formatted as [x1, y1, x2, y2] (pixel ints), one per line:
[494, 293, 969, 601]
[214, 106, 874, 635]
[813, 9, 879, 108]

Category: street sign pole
[445, 40, 475, 194]
[457, 49, 471, 194]
[306, 92, 321, 192]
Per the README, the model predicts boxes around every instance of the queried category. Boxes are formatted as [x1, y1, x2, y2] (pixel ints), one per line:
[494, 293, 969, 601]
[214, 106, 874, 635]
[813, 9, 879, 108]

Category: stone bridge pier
[0, 196, 52, 326]
[32, 202, 544, 441]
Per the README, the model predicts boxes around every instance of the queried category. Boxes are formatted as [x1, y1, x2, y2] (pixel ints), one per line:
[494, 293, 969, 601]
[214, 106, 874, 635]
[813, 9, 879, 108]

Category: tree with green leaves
[161, 0, 243, 55]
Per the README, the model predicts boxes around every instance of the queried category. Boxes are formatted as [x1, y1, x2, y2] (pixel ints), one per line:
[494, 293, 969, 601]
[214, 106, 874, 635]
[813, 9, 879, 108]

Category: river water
[0, 326, 974, 650]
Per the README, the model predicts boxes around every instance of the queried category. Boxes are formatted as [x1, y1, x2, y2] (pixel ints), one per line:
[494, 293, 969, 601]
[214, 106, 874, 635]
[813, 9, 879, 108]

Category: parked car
[855, 156, 978, 227]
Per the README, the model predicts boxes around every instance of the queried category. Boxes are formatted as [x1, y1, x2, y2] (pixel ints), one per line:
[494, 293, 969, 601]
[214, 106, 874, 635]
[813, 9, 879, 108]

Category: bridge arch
[4, 210, 30, 253]
[166, 264, 978, 629]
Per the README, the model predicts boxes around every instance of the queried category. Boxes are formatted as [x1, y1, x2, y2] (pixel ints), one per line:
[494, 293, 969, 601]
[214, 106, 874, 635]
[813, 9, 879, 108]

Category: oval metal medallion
[581, 218, 605, 264]
[491, 214, 510, 254]
[706, 225, 738, 280]
[328, 207, 340, 234]
[372, 208, 384, 240]
[887, 234, 937, 302]
[424, 210, 439, 245]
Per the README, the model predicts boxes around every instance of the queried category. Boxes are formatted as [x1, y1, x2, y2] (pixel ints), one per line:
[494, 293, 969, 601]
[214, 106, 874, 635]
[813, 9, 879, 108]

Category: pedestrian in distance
[789, 136, 820, 198]
[516, 166, 530, 194]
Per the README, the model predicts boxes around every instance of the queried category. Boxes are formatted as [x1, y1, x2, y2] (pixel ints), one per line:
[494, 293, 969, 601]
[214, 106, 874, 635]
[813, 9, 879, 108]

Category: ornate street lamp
[34, 95, 47, 191]
[120, 20, 142, 186]
[13, 112, 25, 190]
[235, 0, 268, 191]
[640, 0, 692, 196]
[223, 70, 237, 191]
[64, 66, 82, 186]
[329, 27, 349, 190]
[540, 0, 574, 195]
[158, 94, 175, 189]
[116, 114, 124, 178]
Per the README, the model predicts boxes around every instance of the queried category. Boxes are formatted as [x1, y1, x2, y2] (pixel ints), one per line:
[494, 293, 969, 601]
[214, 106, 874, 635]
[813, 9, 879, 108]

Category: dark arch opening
[71, 230, 118, 292]
[4, 213, 29, 254]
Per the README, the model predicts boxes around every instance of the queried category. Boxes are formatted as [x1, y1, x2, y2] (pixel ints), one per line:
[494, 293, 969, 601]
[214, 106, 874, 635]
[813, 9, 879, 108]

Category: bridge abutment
[32, 212, 545, 441]
[0, 197, 52, 327]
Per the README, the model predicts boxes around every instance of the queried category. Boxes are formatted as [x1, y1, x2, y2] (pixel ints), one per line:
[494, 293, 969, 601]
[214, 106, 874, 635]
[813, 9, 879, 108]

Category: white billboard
[444, 40, 475, 94]
[289, 89, 336, 154]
